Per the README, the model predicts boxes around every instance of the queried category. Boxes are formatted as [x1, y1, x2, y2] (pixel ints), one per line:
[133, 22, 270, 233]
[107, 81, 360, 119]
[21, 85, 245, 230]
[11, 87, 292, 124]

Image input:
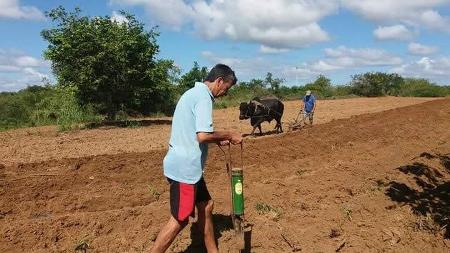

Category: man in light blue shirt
[163, 81, 216, 184]
[152, 64, 242, 253]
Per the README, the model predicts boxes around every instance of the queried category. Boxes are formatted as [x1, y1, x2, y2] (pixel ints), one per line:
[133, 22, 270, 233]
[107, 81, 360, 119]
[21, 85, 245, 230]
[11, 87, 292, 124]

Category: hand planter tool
[219, 142, 248, 251]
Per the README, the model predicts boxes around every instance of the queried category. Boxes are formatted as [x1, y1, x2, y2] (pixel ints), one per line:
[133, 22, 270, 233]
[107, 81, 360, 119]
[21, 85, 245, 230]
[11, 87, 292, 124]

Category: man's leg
[151, 178, 195, 253]
[151, 217, 187, 253]
[195, 178, 218, 253]
[303, 112, 308, 126]
[196, 200, 218, 253]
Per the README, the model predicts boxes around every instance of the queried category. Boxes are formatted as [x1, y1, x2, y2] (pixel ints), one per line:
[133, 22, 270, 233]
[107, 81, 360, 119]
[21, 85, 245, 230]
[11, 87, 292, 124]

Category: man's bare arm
[197, 131, 242, 144]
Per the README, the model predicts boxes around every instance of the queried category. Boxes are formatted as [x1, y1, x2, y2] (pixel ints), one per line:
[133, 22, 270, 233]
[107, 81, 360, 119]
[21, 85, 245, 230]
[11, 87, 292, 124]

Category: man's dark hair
[204, 64, 237, 85]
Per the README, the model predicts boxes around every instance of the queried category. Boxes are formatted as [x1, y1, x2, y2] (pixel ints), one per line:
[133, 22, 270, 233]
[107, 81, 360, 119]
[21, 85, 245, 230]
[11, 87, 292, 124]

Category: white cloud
[0, 65, 21, 72]
[110, 0, 193, 29]
[373, 25, 415, 41]
[201, 51, 285, 81]
[260, 46, 289, 54]
[201, 48, 450, 85]
[0, 50, 49, 70]
[0, 49, 50, 91]
[112, 0, 338, 49]
[282, 46, 403, 81]
[391, 57, 450, 81]
[22, 67, 48, 80]
[111, 11, 129, 24]
[201, 51, 243, 67]
[110, 0, 450, 48]
[319, 46, 403, 69]
[202, 46, 404, 84]
[283, 65, 316, 81]
[0, 70, 49, 92]
[408, 43, 439, 55]
[202, 50, 318, 82]
[192, 0, 336, 48]
[14, 55, 42, 67]
[342, 0, 450, 33]
[419, 10, 450, 32]
[0, 0, 44, 20]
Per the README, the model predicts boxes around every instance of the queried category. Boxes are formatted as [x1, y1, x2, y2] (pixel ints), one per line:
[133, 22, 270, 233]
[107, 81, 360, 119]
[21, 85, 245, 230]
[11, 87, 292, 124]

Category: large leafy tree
[350, 72, 404, 97]
[305, 75, 333, 97]
[41, 7, 176, 118]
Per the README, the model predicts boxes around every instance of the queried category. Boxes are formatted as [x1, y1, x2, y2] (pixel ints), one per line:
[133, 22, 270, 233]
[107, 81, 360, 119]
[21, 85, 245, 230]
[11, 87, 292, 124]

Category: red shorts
[167, 177, 211, 222]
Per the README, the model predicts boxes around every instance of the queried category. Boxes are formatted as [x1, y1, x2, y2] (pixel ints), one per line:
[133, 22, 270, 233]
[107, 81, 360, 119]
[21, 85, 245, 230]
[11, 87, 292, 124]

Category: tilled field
[0, 97, 437, 166]
[1, 97, 449, 252]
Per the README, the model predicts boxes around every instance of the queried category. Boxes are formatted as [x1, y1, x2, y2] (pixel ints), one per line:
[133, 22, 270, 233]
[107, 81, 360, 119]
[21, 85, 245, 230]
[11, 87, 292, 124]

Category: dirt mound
[1, 99, 449, 252]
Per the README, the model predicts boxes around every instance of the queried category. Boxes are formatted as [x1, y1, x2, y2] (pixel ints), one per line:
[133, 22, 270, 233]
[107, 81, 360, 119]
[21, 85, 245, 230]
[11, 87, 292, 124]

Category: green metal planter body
[231, 168, 244, 215]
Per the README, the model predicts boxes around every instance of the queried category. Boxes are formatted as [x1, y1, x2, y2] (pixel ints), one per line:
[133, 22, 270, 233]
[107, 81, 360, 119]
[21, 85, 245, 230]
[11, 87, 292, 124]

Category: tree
[400, 78, 449, 97]
[350, 72, 404, 97]
[264, 72, 284, 91]
[178, 62, 208, 93]
[247, 79, 265, 89]
[312, 75, 331, 90]
[383, 73, 404, 96]
[41, 7, 176, 119]
[305, 75, 333, 97]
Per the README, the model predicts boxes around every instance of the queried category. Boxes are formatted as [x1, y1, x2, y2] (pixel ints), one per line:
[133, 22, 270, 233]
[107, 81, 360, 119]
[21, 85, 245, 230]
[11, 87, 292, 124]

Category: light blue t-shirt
[163, 82, 214, 184]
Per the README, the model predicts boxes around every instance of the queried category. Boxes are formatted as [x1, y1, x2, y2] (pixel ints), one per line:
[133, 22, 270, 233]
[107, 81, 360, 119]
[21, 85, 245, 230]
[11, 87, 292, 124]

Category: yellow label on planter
[235, 182, 243, 195]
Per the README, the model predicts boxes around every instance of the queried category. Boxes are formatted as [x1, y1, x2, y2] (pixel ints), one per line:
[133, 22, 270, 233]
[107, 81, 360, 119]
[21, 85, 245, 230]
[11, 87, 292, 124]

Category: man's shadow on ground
[183, 214, 251, 253]
[385, 152, 450, 238]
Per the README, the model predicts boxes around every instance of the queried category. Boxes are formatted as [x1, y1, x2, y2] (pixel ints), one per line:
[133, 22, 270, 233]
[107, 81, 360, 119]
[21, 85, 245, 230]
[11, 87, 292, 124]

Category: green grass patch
[149, 185, 161, 200]
[255, 202, 282, 221]
[75, 239, 90, 252]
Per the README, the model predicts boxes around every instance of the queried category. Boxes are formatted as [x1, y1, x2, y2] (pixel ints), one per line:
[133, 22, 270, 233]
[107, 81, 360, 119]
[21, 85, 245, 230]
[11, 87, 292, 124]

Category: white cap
[306, 90, 311, 95]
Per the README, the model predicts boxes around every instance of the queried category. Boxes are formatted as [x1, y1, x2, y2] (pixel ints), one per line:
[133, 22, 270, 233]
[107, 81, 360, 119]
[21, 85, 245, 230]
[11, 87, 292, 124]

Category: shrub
[34, 86, 102, 131]
[399, 78, 450, 97]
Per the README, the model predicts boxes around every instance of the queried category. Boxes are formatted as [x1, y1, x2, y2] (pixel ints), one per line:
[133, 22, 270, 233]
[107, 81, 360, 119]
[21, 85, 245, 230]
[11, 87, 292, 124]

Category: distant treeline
[1, 7, 449, 131]
[1, 71, 449, 131]
[215, 72, 450, 109]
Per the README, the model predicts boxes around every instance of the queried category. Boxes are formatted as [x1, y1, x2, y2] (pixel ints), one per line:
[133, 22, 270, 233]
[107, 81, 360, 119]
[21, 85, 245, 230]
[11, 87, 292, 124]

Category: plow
[287, 109, 310, 131]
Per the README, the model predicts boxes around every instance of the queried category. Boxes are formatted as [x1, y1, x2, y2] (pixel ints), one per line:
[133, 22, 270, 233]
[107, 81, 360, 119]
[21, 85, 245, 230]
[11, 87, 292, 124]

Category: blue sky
[1, 0, 450, 91]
